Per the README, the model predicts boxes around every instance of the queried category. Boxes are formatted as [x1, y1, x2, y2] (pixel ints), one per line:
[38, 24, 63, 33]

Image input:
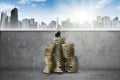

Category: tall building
[34, 22, 39, 29]
[62, 19, 74, 29]
[30, 18, 35, 25]
[4, 16, 9, 28]
[0, 20, 1, 29]
[0, 12, 8, 29]
[7, 16, 11, 28]
[22, 18, 30, 29]
[18, 21, 22, 28]
[112, 17, 119, 28]
[102, 16, 111, 29]
[49, 20, 56, 29]
[97, 16, 102, 23]
[10, 8, 18, 28]
[30, 18, 36, 29]
[41, 22, 47, 29]
[113, 17, 119, 22]
[116, 21, 120, 29]
[93, 16, 103, 29]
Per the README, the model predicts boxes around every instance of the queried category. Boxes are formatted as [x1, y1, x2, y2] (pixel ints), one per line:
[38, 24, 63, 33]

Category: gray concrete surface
[0, 31, 120, 80]
[0, 31, 120, 69]
[0, 70, 120, 80]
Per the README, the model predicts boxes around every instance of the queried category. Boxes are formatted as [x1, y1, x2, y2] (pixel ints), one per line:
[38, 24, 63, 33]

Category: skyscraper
[41, 22, 47, 29]
[30, 18, 35, 29]
[113, 17, 119, 22]
[112, 17, 120, 29]
[97, 16, 102, 23]
[102, 16, 111, 29]
[0, 12, 7, 29]
[93, 16, 103, 29]
[22, 18, 30, 29]
[18, 21, 22, 28]
[62, 19, 74, 29]
[49, 21, 56, 29]
[10, 8, 18, 28]
[4, 16, 9, 28]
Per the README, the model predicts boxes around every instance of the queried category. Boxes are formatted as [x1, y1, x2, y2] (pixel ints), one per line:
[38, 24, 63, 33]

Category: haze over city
[0, 0, 120, 29]
[1, 8, 120, 30]
[0, 0, 120, 22]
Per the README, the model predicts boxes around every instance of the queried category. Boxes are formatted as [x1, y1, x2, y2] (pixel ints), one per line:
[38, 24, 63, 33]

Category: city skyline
[0, 0, 120, 23]
[1, 8, 120, 30]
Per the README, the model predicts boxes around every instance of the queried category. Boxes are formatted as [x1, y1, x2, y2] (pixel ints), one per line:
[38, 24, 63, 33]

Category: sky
[0, 0, 120, 23]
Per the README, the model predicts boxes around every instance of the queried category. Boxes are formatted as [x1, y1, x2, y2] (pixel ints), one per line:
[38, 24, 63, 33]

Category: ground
[0, 69, 120, 80]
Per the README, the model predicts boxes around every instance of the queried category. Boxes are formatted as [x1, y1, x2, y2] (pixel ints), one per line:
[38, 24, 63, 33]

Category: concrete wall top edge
[1, 30, 120, 32]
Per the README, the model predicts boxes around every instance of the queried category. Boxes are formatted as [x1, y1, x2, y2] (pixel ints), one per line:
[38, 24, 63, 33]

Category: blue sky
[0, 0, 120, 23]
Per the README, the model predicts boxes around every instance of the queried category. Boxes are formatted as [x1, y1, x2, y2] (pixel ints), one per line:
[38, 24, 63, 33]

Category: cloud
[90, 0, 113, 10]
[55, 0, 113, 21]
[18, 0, 47, 4]
[116, 5, 120, 10]
[0, 3, 16, 12]
[56, 0, 113, 10]
[31, 4, 36, 7]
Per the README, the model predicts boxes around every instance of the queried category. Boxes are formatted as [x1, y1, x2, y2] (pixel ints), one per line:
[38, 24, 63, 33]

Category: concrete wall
[0, 32, 1, 65]
[0, 31, 120, 69]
